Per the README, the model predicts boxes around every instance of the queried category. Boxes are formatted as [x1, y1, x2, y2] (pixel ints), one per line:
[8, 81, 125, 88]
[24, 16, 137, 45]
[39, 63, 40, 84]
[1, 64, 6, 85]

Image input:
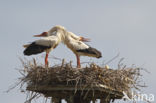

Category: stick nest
[18, 58, 146, 98]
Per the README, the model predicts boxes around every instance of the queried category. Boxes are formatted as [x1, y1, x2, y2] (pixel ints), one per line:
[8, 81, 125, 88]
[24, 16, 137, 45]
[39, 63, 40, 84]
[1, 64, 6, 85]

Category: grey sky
[0, 0, 155, 103]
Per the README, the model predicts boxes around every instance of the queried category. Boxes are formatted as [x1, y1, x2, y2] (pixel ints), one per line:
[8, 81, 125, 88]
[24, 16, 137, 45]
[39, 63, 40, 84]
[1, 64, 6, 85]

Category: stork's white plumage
[64, 31, 102, 68]
[67, 31, 90, 42]
[23, 27, 64, 66]
[42, 25, 102, 68]
[23, 25, 102, 68]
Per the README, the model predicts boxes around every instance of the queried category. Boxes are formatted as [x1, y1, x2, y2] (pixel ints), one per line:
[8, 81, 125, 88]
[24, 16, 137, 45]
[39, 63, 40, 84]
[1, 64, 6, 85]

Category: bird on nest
[23, 25, 102, 68]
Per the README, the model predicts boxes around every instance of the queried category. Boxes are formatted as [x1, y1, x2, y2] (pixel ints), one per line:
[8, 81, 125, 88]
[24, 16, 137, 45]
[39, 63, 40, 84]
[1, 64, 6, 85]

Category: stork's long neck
[56, 29, 66, 44]
[54, 27, 73, 45]
[62, 30, 71, 45]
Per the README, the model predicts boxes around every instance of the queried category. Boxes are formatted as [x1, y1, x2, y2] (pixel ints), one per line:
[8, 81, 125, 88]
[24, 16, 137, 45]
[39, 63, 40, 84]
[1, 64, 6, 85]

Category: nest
[12, 58, 148, 103]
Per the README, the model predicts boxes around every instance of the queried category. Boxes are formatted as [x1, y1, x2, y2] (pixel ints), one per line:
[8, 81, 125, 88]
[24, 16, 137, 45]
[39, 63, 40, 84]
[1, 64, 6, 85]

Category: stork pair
[23, 26, 102, 68]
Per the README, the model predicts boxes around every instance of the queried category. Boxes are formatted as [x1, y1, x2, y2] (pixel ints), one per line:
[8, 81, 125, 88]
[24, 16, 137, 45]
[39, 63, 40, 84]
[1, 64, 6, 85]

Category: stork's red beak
[80, 37, 91, 42]
[34, 32, 48, 37]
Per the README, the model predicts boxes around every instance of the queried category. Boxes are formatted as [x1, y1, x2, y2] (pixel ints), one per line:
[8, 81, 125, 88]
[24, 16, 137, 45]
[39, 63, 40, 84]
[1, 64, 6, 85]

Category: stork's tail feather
[23, 42, 51, 56]
[88, 47, 102, 58]
[76, 47, 102, 58]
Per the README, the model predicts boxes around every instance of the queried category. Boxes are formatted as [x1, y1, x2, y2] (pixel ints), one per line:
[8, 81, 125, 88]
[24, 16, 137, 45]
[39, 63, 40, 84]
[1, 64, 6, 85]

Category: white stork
[23, 26, 65, 66]
[38, 25, 102, 68]
[23, 25, 102, 68]
[64, 31, 102, 68]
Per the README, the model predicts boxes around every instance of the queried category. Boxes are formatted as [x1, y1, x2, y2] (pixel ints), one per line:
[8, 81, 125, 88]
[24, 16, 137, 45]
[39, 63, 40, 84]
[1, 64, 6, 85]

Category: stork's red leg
[76, 54, 81, 68]
[45, 53, 49, 67]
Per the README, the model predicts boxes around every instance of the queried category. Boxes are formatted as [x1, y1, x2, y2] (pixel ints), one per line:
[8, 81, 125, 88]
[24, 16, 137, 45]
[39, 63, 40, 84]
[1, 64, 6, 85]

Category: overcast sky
[0, 0, 155, 103]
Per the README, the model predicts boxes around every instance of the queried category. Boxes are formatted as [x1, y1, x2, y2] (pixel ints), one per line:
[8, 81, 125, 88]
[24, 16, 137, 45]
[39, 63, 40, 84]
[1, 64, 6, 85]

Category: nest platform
[19, 59, 144, 103]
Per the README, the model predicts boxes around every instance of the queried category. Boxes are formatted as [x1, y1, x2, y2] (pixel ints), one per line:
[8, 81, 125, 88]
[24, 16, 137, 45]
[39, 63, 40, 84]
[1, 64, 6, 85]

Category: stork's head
[48, 25, 66, 42]
[33, 25, 66, 38]
[47, 25, 65, 35]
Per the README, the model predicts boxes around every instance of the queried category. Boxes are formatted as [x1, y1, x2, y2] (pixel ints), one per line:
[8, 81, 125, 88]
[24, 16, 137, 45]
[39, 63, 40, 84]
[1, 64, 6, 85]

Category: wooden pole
[65, 94, 90, 103]
[51, 97, 61, 103]
[100, 99, 110, 103]
[73, 96, 90, 103]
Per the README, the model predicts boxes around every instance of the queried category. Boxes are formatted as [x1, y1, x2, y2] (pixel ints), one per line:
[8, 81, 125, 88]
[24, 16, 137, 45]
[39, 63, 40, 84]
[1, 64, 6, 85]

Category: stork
[23, 25, 102, 68]
[23, 26, 65, 66]
[64, 31, 102, 68]
[40, 25, 102, 68]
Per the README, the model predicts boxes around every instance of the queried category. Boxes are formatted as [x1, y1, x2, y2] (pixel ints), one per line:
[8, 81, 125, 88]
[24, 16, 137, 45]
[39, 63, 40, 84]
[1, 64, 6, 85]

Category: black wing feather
[76, 47, 102, 58]
[23, 42, 51, 56]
